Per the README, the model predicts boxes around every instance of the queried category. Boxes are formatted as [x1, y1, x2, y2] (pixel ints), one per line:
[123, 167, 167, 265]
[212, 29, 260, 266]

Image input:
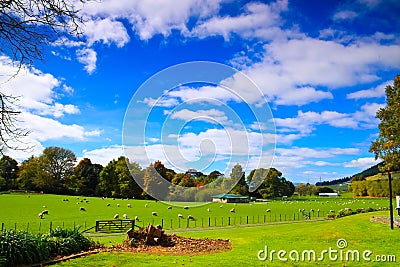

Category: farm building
[211, 194, 249, 203]
[319, 192, 338, 197]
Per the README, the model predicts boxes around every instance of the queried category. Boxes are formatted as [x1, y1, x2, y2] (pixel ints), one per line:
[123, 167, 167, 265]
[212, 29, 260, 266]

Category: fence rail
[1, 211, 326, 234]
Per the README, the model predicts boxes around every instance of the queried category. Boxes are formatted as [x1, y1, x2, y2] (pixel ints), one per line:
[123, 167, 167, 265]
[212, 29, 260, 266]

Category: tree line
[0, 146, 295, 201]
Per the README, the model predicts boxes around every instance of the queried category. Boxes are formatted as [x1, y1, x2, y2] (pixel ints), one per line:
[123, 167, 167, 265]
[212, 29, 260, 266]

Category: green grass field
[1, 193, 398, 266]
[0, 193, 390, 233]
[56, 211, 400, 267]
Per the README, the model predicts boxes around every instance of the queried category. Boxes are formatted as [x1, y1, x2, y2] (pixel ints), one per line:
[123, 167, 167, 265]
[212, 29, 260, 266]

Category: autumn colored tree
[369, 74, 400, 229]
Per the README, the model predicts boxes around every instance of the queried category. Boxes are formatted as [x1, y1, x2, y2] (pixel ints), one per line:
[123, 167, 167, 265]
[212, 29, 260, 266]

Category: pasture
[0, 193, 398, 266]
[59, 211, 400, 267]
[0, 193, 390, 233]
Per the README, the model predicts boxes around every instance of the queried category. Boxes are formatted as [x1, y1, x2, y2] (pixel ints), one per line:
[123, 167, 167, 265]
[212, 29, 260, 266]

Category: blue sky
[1, 0, 399, 183]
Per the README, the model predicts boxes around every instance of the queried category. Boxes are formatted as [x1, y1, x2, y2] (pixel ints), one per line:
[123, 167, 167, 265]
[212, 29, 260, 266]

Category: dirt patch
[108, 225, 231, 255]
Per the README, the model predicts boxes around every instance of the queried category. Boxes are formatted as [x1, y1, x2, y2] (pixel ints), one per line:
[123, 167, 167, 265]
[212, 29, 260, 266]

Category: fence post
[26, 222, 29, 232]
[14, 223, 16, 231]
[246, 216, 248, 224]
[161, 219, 164, 228]
[264, 215, 266, 223]
[293, 213, 295, 221]
[214, 217, 216, 226]
[186, 219, 189, 228]
[178, 219, 180, 228]
[208, 217, 211, 227]
[280, 214, 282, 222]
[170, 219, 173, 229]
[39, 222, 41, 233]
[49, 221, 52, 232]
[228, 217, 230, 226]
[222, 217, 224, 226]
[1, 222, 4, 231]
[202, 218, 204, 228]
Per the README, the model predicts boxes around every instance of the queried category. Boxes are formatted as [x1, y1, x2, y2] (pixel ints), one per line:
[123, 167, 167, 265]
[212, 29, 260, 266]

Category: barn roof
[211, 194, 248, 199]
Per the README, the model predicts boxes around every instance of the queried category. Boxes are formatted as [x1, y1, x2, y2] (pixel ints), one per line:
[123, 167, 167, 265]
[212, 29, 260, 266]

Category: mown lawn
[57, 211, 400, 266]
[0, 193, 390, 233]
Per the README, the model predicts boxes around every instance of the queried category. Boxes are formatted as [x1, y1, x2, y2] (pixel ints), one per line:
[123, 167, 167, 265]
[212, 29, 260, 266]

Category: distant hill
[351, 161, 385, 179]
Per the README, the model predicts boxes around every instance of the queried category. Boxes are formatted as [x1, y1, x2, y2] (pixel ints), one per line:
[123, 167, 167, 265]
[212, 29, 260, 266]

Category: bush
[0, 228, 93, 266]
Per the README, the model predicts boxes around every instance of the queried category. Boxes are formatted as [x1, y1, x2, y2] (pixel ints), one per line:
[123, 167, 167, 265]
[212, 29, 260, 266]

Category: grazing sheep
[117, 204, 120, 207]
[317, 209, 320, 212]
[42, 210, 49, 215]
[219, 205, 223, 208]
[266, 209, 271, 212]
[207, 208, 211, 212]
[107, 203, 111, 206]
[38, 212, 43, 219]
[114, 214, 119, 219]
[188, 215, 195, 220]
[127, 204, 131, 208]
[178, 214, 184, 219]
[134, 216, 139, 221]
[123, 214, 128, 219]
[152, 211, 158, 216]
[310, 209, 314, 212]
[80, 207, 86, 211]
[145, 203, 148, 208]
[230, 208, 235, 213]
[183, 206, 189, 210]
[168, 206, 172, 210]
[330, 210, 335, 213]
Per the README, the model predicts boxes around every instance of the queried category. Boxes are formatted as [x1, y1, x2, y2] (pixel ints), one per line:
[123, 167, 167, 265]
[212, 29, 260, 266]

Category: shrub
[0, 228, 93, 266]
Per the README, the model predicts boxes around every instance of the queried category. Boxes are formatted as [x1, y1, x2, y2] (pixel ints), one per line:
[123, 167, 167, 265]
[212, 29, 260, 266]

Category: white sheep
[42, 210, 49, 215]
[168, 206, 173, 210]
[127, 204, 131, 208]
[188, 215, 195, 220]
[230, 208, 235, 213]
[219, 205, 223, 208]
[207, 208, 211, 212]
[114, 213, 119, 219]
[152, 211, 158, 216]
[80, 207, 86, 211]
[38, 212, 43, 219]
[107, 203, 111, 206]
[266, 209, 271, 212]
[145, 203, 148, 208]
[123, 214, 128, 219]
[117, 204, 120, 207]
[178, 214, 184, 219]
[134, 216, 139, 221]
[183, 206, 189, 210]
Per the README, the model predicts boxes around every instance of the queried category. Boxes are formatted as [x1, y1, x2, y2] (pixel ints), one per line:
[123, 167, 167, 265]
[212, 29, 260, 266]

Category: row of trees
[0, 147, 295, 201]
[350, 180, 400, 197]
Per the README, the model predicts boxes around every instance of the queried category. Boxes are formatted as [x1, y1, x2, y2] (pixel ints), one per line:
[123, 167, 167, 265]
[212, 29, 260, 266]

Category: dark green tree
[40, 146, 76, 193]
[70, 158, 103, 196]
[0, 155, 18, 190]
[228, 163, 248, 196]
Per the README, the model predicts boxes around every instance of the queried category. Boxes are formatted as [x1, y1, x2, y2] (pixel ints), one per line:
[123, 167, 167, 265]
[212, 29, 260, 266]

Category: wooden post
[1, 222, 4, 231]
[388, 172, 394, 230]
[49, 221, 52, 232]
[208, 217, 211, 227]
[246, 216, 248, 224]
[161, 219, 164, 228]
[228, 217, 230, 226]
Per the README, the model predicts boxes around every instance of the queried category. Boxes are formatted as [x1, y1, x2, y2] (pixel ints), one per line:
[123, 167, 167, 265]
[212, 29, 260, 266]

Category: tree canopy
[370, 74, 400, 172]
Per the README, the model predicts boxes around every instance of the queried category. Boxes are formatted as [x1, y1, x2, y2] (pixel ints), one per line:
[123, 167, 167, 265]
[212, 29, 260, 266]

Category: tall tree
[0, 0, 86, 153]
[0, 155, 18, 190]
[116, 157, 143, 199]
[17, 156, 50, 191]
[40, 146, 76, 193]
[70, 158, 103, 196]
[142, 163, 169, 200]
[250, 168, 294, 199]
[98, 159, 118, 197]
[369, 74, 400, 229]
[228, 163, 248, 196]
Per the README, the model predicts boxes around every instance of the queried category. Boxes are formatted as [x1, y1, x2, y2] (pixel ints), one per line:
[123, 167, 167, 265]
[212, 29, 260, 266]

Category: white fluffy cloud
[83, 18, 130, 47]
[275, 102, 383, 137]
[343, 157, 382, 169]
[171, 109, 229, 125]
[190, 1, 288, 41]
[76, 48, 97, 74]
[347, 80, 391, 99]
